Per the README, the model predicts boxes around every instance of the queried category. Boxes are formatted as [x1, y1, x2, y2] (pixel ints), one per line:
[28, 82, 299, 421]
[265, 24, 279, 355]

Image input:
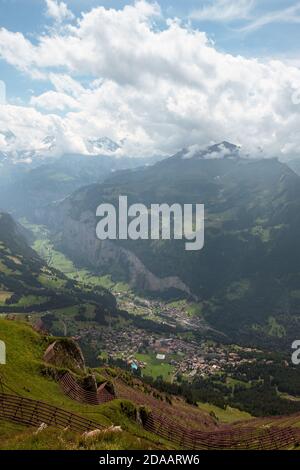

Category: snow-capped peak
[182, 141, 241, 160]
[87, 137, 121, 155]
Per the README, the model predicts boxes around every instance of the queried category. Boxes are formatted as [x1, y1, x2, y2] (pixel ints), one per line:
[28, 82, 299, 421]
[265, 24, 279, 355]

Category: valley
[8, 220, 298, 418]
[1, 0, 300, 454]
[32, 143, 300, 352]
[21, 223, 255, 378]
[1, 142, 300, 448]
[1, 317, 300, 450]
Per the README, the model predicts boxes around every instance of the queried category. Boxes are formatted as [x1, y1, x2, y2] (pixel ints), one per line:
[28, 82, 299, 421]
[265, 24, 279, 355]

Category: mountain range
[34, 142, 300, 348]
[0, 148, 163, 217]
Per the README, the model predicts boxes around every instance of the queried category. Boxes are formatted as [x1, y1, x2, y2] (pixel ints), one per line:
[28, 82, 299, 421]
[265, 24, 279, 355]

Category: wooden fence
[0, 392, 103, 433]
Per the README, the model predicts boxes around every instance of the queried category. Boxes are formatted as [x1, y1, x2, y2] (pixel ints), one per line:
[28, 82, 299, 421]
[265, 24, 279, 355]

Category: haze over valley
[1, 0, 300, 452]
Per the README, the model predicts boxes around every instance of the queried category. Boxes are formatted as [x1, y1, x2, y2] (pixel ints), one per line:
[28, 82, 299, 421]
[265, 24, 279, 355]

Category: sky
[0, 0, 300, 159]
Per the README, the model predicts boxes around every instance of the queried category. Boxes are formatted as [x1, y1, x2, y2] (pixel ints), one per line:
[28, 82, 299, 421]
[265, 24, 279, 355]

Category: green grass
[0, 425, 165, 450]
[165, 300, 187, 309]
[26, 223, 132, 295]
[0, 219, 108, 314]
[226, 376, 252, 389]
[16, 295, 49, 307]
[0, 319, 172, 450]
[0, 291, 12, 305]
[197, 402, 252, 424]
[33, 239, 75, 274]
[278, 393, 300, 402]
[252, 316, 287, 338]
[0, 420, 28, 440]
[266, 316, 286, 338]
[32, 235, 125, 293]
[38, 273, 66, 289]
[165, 300, 203, 317]
[0, 260, 13, 274]
[186, 303, 203, 317]
[53, 305, 79, 316]
[135, 353, 174, 382]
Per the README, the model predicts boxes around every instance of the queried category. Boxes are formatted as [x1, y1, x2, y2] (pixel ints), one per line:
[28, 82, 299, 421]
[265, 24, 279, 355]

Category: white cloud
[0, 1, 300, 159]
[45, 0, 74, 23]
[0, 104, 88, 158]
[190, 0, 254, 22]
[30, 90, 79, 111]
[49, 73, 84, 97]
[182, 144, 205, 159]
[190, 1, 300, 32]
[238, 2, 300, 33]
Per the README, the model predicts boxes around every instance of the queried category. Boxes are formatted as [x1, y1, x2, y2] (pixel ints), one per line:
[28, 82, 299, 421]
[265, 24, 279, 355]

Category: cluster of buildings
[73, 291, 266, 380]
[78, 321, 261, 379]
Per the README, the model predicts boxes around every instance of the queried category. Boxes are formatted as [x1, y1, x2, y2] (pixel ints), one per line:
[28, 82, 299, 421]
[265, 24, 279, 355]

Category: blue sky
[0, 1, 299, 53]
[1, 0, 300, 102]
[0, 1, 299, 159]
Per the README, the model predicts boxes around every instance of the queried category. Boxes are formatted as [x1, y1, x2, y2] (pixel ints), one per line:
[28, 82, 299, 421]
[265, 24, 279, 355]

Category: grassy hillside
[1, 318, 300, 450]
[0, 213, 117, 318]
[0, 318, 172, 450]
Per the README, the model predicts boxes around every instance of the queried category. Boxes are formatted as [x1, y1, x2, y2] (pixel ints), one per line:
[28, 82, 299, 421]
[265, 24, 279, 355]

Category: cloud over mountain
[0, 0, 299, 159]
